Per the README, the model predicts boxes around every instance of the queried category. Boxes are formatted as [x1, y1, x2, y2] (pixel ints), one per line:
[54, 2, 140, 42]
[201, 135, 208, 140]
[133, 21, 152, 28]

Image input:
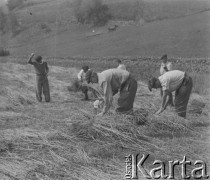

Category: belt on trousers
[182, 72, 190, 86]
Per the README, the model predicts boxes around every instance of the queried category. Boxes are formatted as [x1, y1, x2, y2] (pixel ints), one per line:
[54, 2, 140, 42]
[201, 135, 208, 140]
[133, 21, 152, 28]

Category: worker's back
[30, 61, 49, 76]
[98, 68, 129, 92]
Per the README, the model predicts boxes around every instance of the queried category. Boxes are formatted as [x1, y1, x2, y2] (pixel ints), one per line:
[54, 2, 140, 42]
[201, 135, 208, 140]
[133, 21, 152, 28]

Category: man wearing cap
[27, 53, 50, 102]
[85, 68, 137, 116]
[148, 70, 193, 118]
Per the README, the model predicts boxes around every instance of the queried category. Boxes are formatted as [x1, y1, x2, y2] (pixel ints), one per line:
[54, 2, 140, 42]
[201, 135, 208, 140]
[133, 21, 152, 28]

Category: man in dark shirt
[28, 53, 50, 102]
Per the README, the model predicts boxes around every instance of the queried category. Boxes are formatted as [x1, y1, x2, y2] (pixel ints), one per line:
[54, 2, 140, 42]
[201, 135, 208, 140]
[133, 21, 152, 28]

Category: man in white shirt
[85, 68, 137, 116]
[77, 66, 89, 100]
[77, 66, 89, 82]
[160, 54, 173, 75]
[116, 59, 126, 70]
[148, 70, 193, 118]
[159, 54, 174, 106]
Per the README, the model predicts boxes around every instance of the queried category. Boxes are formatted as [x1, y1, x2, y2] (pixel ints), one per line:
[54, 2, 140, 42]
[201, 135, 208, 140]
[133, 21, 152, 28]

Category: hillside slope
[0, 62, 209, 179]
[9, 10, 210, 58]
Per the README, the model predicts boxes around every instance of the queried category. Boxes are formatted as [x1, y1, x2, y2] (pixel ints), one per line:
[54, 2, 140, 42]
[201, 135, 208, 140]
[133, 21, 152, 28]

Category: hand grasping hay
[67, 78, 104, 99]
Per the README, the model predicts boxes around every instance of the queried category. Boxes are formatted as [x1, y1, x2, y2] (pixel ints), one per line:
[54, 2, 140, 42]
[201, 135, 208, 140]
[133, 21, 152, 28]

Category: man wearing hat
[27, 53, 50, 102]
[148, 70, 193, 118]
[85, 68, 137, 116]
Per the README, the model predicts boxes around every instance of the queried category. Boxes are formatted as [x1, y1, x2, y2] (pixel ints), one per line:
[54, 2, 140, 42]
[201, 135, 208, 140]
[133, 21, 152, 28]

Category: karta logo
[125, 154, 209, 179]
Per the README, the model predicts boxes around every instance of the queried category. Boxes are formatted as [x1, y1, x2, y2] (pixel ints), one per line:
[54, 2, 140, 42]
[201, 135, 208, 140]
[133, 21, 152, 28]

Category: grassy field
[0, 0, 209, 58]
[9, 9, 210, 58]
[0, 57, 209, 179]
[0, 0, 210, 179]
[106, 0, 210, 22]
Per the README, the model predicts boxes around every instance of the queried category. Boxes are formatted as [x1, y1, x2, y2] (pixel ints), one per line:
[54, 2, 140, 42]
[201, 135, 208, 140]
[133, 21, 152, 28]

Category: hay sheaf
[188, 93, 206, 114]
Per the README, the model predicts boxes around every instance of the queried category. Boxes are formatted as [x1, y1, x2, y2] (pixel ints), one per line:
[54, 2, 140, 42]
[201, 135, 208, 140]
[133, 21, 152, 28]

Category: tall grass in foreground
[190, 73, 210, 95]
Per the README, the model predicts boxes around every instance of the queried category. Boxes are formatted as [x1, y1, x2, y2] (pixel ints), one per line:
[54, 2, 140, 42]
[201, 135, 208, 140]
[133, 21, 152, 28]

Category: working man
[148, 70, 193, 118]
[27, 53, 50, 102]
[160, 54, 173, 106]
[77, 66, 89, 82]
[116, 59, 126, 70]
[77, 66, 90, 100]
[160, 54, 173, 75]
[85, 68, 137, 116]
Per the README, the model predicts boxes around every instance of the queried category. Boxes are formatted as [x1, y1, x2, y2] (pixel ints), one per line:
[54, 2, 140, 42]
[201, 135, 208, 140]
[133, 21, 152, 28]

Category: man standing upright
[160, 54, 173, 106]
[148, 70, 193, 118]
[28, 53, 50, 102]
[77, 66, 90, 100]
[85, 68, 137, 116]
[160, 54, 173, 75]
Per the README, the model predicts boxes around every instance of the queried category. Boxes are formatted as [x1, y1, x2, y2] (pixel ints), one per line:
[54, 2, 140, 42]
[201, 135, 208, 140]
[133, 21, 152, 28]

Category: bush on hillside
[7, 0, 24, 11]
[0, 9, 7, 33]
[0, 3, 21, 36]
[0, 48, 10, 56]
[73, 0, 112, 26]
[108, 1, 144, 21]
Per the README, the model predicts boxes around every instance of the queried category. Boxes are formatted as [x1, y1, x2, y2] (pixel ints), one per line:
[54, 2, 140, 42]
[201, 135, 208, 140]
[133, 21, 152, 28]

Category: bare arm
[45, 62, 49, 74]
[77, 69, 84, 81]
[27, 53, 35, 65]
[156, 89, 170, 114]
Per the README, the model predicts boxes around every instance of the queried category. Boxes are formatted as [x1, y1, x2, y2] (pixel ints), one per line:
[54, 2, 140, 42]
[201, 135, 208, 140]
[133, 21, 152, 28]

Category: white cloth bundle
[93, 100, 104, 109]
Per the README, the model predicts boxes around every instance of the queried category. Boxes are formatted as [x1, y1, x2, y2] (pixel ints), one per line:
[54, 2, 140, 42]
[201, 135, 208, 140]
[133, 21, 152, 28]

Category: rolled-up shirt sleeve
[77, 69, 83, 80]
[160, 78, 169, 91]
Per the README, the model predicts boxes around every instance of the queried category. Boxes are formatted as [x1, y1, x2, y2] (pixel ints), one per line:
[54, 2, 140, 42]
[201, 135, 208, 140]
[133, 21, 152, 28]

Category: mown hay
[67, 78, 81, 92]
[188, 93, 206, 114]
[0, 62, 209, 179]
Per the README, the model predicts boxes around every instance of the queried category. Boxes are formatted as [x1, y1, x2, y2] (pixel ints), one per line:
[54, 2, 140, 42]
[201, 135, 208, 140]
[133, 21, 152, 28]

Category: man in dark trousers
[148, 70, 193, 118]
[28, 53, 50, 102]
[85, 68, 137, 116]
